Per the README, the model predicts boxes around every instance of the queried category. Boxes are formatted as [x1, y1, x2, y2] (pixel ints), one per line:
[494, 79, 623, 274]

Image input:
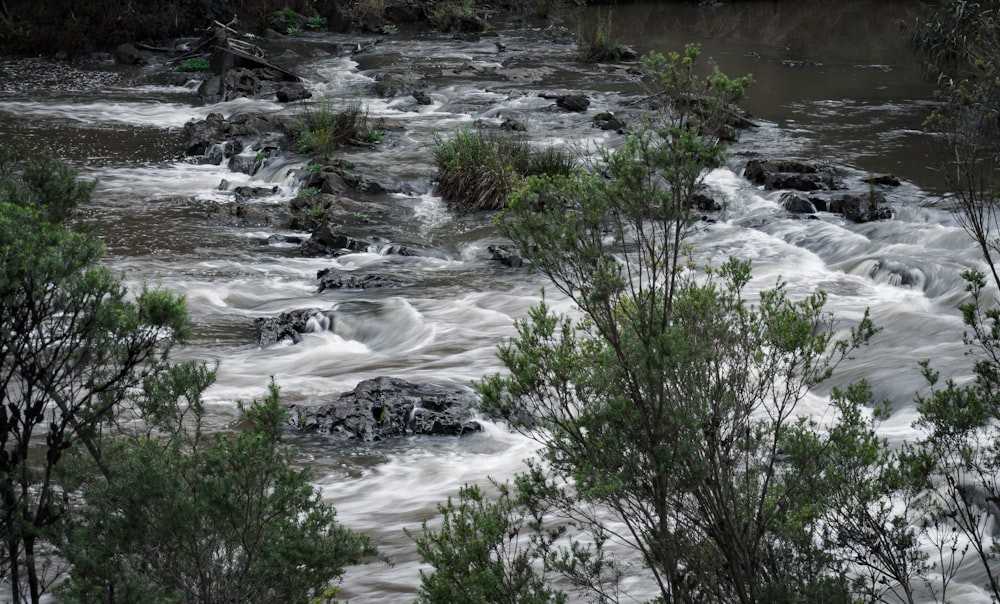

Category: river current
[0, 1, 989, 602]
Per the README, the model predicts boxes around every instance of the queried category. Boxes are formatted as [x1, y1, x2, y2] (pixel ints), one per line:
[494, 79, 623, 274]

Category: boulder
[862, 173, 902, 187]
[114, 43, 145, 65]
[204, 200, 285, 228]
[181, 112, 292, 164]
[593, 111, 626, 132]
[744, 159, 841, 191]
[488, 244, 523, 268]
[286, 376, 482, 441]
[276, 83, 312, 103]
[554, 94, 590, 112]
[299, 223, 373, 257]
[253, 308, 336, 346]
[780, 192, 818, 214]
[316, 269, 405, 292]
[829, 193, 893, 223]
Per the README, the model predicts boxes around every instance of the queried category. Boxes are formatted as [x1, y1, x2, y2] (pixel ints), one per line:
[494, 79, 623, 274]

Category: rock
[743, 159, 840, 191]
[232, 185, 279, 200]
[863, 173, 901, 187]
[228, 154, 263, 176]
[555, 94, 590, 112]
[286, 376, 482, 441]
[499, 114, 527, 132]
[412, 89, 433, 105]
[593, 112, 626, 132]
[181, 112, 292, 164]
[829, 193, 893, 223]
[114, 43, 145, 65]
[253, 308, 336, 346]
[317, 269, 405, 292]
[374, 72, 423, 98]
[780, 192, 818, 214]
[276, 83, 312, 103]
[489, 244, 523, 268]
[691, 192, 722, 212]
[204, 201, 279, 228]
[266, 234, 305, 245]
[300, 223, 373, 257]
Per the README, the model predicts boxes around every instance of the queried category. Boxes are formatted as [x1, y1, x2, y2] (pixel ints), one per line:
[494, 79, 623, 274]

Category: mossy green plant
[174, 57, 210, 72]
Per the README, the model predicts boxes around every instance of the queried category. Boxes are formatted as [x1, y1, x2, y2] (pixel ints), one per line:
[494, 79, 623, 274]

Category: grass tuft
[293, 99, 375, 156]
[433, 128, 576, 212]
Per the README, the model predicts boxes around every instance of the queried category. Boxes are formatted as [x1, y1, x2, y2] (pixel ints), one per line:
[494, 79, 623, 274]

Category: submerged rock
[287, 376, 482, 441]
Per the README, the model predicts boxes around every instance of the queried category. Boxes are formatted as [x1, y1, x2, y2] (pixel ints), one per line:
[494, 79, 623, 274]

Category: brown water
[1, 2, 987, 602]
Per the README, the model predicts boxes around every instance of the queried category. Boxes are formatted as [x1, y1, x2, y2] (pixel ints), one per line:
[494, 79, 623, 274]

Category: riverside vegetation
[0, 139, 377, 603]
[413, 3, 1000, 602]
[4, 1, 1000, 603]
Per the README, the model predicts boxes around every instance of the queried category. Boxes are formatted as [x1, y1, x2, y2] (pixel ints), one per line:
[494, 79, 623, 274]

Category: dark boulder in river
[287, 376, 482, 441]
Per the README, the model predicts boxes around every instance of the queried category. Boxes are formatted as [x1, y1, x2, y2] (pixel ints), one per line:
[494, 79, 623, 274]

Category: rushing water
[0, 1, 991, 601]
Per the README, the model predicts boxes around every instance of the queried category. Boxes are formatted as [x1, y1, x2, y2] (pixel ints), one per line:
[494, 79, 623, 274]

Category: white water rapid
[0, 2, 992, 602]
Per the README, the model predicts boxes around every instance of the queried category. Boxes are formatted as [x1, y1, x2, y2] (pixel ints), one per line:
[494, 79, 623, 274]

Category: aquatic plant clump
[432, 128, 577, 212]
[174, 57, 210, 72]
[293, 98, 375, 156]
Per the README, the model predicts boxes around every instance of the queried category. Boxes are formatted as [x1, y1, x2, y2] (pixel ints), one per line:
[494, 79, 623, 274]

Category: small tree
[0, 139, 189, 603]
[56, 372, 378, 603]
[411, 481, 568, 604]
[466, 45, 892, 603]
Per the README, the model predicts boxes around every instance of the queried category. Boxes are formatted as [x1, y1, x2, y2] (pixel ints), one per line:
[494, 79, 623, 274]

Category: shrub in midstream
[576, 10, 625, 62]
[293, 98, 373, 156]
[432, 128, 576, 212]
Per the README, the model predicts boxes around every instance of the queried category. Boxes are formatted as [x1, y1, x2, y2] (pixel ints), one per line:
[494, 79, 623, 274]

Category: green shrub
[576, 11, 624, 62]
[174, 57, 210, 72]
[432, 128, 576, 212]
[293, 98, 374, 156]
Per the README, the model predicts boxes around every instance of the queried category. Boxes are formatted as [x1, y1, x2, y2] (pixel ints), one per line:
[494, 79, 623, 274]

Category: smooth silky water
[0, 2, 987, 601]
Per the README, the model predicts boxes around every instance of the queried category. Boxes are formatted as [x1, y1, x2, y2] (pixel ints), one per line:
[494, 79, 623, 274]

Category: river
[0, 1, 987, 602]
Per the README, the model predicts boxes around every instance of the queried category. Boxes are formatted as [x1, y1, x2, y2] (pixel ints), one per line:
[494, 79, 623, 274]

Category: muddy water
[1, 1, 989, 601]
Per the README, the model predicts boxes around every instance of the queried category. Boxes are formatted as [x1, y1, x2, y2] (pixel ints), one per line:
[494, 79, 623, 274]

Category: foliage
[432, 128, 576, 212]
[427, 0, 488, 33]
[913, 0, 1000, 287]
[293, 98, 376, 156]
[575, 10, 624, 62]
[352, 0, 387, 23]
[410, 481, 568, 604]
[55, 373, 379, 604]
[0, 136, 96, 224]
[897, 269, 1000, 603]
[0, 137, 188, 603]
[437, 47, 919, 603]
[307, 15, 327, 30]
[174, 57, 210, 72]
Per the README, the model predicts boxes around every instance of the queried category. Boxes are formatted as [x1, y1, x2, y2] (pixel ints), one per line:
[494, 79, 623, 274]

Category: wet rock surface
[287, 376, 482, 441]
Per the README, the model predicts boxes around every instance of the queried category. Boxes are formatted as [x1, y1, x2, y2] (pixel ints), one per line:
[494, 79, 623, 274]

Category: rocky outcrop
[829, 192, 893, 223]
[541, 93, 590, 112]
[181, 112, 292, 165]
[253, 308, 337, 346]
[317, 269, 405, 292]
[488, 243, 523, 268]
[287, 376, 482, 441]
[300, 223, 374, 257]
[743, 159, 842, 191]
